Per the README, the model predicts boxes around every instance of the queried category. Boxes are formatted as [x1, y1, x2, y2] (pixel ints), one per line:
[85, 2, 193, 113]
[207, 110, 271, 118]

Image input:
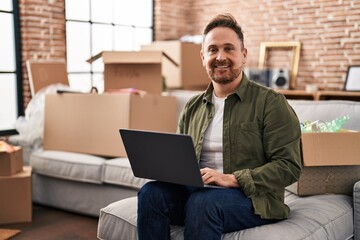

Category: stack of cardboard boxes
[0, 142, 32, 224]
[42, 48, 188, 157]
[141, 40, 209, 90]
[42, 41, 209, 157]
[288, 131, 360, 196]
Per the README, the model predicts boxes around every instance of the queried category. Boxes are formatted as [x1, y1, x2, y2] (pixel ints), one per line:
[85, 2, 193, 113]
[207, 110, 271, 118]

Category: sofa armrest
[354, 180, 360, 240]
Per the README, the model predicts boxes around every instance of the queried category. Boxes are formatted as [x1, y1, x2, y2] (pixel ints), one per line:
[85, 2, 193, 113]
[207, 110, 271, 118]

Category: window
[65, 0, 154, 93]
[0, 0, 23, 136]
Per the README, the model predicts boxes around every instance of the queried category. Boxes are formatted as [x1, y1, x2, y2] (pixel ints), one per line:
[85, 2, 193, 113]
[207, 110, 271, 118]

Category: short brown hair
[203, 13, 244, 47]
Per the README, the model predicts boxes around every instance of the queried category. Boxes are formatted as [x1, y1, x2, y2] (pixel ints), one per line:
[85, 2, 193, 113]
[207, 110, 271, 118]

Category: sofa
[9, 90, 360, 239]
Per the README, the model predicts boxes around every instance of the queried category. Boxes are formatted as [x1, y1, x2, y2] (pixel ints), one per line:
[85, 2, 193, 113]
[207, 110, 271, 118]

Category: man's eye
[225, 47, 234, 52]
[208, 48, 217, 53]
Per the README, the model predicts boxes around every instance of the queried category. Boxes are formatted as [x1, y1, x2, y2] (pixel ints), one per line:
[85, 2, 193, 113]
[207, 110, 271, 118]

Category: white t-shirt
[199, 92, 225, 173]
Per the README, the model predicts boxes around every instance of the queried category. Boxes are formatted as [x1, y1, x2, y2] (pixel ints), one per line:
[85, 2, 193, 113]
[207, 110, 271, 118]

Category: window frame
[65, 0, 155, 92]
[0, 0, 23, 136]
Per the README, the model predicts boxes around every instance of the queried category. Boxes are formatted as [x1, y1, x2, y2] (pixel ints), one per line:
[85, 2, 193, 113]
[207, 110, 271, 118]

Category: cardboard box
[141, 41, 209, 90]
[0, 146, 23, 176]
[87, 51, 174, 94]
[0, 166, 32, 224]
[301, 132, 360, 166]
[26, 60, 69, 97]
[287, 132, 360, 196]
[44, 93, 178, 157]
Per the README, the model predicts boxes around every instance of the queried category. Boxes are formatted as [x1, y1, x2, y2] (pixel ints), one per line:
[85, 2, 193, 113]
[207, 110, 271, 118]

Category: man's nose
[216, 50, 226, 60]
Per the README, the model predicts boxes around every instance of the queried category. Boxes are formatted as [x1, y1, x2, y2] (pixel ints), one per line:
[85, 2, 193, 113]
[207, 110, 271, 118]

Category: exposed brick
[156, 0, 360, 91]
[19, 0, 66, 107]
[18, 0, 360, 107]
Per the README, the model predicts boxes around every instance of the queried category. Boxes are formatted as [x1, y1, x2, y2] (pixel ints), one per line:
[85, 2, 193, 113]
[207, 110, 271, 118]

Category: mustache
[211, 59, 231, 67]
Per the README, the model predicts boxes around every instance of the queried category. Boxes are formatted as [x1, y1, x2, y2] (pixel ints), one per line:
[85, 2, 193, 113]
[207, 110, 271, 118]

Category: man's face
[201, 27, 247, 85]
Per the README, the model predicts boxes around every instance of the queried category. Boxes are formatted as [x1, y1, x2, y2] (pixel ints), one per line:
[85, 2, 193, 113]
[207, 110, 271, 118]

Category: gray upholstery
[288, 100, 360, 131]
[355, 181, 360, 240]
[30, 150, 105, 184]
[97, 191, 355, 240]
[32, 173, 138, 216]
[102, 158, 149, 188]
[29, 152, 145, 216]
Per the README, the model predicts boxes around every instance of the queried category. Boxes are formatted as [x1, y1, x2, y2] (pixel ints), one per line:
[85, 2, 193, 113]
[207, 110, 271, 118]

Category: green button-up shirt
[177, 74, 302, 219]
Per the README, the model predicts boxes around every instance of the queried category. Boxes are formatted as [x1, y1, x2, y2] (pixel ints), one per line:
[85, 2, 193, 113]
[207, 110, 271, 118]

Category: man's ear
[242, 47, 248, 64]
[200, 50, 206, 67]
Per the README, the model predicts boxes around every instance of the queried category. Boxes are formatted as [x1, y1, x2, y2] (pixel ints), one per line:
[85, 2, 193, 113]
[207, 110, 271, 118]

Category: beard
[207, 59, 242, 85]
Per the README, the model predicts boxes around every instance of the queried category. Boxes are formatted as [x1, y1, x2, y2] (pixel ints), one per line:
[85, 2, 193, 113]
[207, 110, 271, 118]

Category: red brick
[18, 0, 360, 106]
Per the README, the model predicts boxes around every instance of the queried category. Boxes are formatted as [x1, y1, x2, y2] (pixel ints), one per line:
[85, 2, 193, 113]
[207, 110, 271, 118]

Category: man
[137, 13, 302, 240]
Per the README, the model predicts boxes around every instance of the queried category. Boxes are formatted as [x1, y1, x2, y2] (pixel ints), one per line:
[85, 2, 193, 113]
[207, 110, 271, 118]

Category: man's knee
[138, 182, 162, 205]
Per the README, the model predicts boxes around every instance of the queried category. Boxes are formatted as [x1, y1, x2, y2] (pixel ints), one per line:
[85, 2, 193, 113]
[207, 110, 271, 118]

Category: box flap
[87, 51, 178, 65]
[162, 52, 179, 67]
[301, 132, 360, 166]
[86, 51, 104, 64]
[26, 60, 69, 97]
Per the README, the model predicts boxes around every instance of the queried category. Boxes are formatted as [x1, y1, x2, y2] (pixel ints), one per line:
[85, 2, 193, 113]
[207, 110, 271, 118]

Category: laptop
[119, 128, 223, 188]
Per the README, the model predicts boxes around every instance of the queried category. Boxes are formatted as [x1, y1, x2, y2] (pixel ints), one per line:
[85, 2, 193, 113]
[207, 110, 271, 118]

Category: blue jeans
[137, 181, 276, 240]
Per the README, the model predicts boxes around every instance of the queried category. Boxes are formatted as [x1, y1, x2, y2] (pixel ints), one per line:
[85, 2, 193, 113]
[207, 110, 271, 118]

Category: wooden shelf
[275, 90, 316, 100]
[316, 91, 360, 101]
[275, 89, 360, 101]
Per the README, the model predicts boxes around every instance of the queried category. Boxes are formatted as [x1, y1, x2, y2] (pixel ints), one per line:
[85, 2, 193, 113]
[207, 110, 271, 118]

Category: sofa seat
[30, 150, 106, 184]
[29, 150, 149, 216]
[30, 150, 149, 188]
[97, 191, 354, 240]
[102, 158, 149, 188]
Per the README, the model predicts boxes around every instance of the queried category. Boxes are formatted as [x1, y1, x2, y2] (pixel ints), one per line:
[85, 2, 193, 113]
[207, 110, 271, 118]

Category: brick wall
[19, 0, 66, 107]
[154, 0, 360, 90]
[153, 0, 192, 40]
[19, 0, 360, 106]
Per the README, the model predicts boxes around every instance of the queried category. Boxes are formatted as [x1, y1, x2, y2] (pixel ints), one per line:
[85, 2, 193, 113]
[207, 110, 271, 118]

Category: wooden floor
[0, 204, 99, 240]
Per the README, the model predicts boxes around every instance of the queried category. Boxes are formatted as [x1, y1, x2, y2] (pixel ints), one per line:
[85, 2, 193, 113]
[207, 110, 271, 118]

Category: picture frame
[344, 65, 360, 91]
[258, 41, 301, 89]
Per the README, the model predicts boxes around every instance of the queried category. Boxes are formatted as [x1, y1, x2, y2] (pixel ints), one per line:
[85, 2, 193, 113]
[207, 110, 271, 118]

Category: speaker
[245, 68, 290, 89]
[270, 68, 289, 89]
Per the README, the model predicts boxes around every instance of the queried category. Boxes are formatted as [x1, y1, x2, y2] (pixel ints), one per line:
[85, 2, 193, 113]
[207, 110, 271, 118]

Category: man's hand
[200, 167, 240, 188]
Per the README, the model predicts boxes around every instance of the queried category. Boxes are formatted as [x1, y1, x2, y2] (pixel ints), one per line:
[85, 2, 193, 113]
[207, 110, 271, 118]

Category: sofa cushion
[102, 158, 149, 189]
[354, 181, 360, 239]
[168, 91, 360, 132]
[97, 191, 354, 240]
[30, 150, 105, 184]
[287, 100, 360, 131]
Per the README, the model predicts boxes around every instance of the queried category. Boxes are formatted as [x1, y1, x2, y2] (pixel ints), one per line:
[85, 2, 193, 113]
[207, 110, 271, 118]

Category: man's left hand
[200, 167, 240, 188]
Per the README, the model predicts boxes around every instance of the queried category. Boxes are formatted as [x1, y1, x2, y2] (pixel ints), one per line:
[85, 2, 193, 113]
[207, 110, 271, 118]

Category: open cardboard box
[43, 92, 178, 157]
[301, 132, 360, 166]
[141, 41, 209, 90]
[87, 51, 177, 94]
[287, 132, 360, 196]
